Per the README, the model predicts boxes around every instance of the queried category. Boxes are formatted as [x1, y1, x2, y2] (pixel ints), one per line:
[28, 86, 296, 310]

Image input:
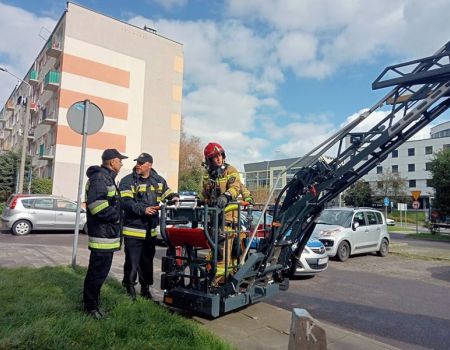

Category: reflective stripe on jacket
[85, 165, 122, 252]
[202, 163, 242, 223]
[119, 169, 174, 240]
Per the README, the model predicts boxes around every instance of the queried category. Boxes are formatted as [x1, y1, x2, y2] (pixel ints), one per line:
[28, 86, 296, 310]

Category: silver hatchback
[314, 207, 390, 262]
[1, 194, 87, 235]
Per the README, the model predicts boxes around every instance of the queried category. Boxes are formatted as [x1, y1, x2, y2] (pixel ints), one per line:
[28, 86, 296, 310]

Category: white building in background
[362, 121, 450, 209]
[243, 121, 450, 209]
[0, 2, 183, 200]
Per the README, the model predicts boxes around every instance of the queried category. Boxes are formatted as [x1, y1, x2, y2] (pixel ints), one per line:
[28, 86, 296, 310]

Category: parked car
[241, 211, 328, 277]
[178, 191, 198, 208]
[1, 194, 87, 236]
[291, 238, 329, 277]
[314, 207, 390, 261]
[386, 218, 395, 226]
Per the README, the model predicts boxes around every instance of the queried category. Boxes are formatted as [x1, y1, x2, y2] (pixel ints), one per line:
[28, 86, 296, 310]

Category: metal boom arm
[260, 41, 450, 276]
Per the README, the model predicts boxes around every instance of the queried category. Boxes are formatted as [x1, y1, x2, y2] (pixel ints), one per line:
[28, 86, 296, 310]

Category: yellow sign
[411, 190, 421, 201]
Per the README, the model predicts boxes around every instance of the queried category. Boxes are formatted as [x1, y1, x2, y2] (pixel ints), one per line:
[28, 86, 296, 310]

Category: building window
[425, 162, 432, 171]
[392, 150, 398, 158]
[408, 148, 415, 156]
[408, 164, 415, 172]
[425, 146, 433, 155]
[409, 179, 416, 187]
[426, 179, 433, 187]
[377, 182, 383, 189]
[376, 166, 382, 174]
[444, 144, 450, 151]
[392, 165, 398, 173]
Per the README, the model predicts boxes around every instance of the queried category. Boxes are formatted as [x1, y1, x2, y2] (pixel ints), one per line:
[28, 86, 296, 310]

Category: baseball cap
[134, 152, 153, 163]
[102, 148, 128, 161]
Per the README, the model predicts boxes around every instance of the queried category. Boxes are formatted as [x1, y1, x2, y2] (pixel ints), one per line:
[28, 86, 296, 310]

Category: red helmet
[204, 142, 225, 160]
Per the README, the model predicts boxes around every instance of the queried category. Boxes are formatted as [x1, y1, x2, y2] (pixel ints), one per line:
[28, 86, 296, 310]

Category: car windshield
[250, 211, 273, 224]
[179, 191, 197, 196]
[317, 210, 353, 228]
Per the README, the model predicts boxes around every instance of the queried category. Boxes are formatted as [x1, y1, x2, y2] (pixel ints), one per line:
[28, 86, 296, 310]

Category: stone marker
[288, 308, 327, 350]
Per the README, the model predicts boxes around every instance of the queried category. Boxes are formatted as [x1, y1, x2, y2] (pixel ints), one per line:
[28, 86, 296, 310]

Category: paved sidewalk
[0, 236, 404, 350]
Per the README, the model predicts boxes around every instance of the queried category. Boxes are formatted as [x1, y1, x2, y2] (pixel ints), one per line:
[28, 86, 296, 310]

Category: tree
[0, 151, 19, 201]
[0, 151, 31, 200]
[31, 178, 53, 194]
[178, 119, 204, 193]
[375, 170, 409, 204]
[343, 180, 373, 207]
[429, 149, 450, 214]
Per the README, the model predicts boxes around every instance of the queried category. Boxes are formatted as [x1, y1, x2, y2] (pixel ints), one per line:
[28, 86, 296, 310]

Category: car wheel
[12, 220, 32, 236]
[377, 238, 389, 257]
[336, 241, 350, 262]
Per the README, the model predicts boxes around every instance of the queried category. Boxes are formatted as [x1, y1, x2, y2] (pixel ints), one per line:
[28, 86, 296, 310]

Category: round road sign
[67, 100, 104, 135]
[412, 201, 420, 209]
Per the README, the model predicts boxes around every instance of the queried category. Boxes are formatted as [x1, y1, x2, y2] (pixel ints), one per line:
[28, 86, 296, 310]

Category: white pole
[72, 100, 90, 268]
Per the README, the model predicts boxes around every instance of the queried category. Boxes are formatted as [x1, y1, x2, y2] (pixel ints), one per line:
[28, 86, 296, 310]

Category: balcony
[4, 124, 13, 131]
[6, 100, 14, 111]
[38, 144, 54, 160]
[27, 129, 35, 140]
[29, 70, 39, 85]
[29, 102, 39, 114]
[46, 39, 62, 57]
[44, 71, 60, 91]
[40, 109, 57, 125]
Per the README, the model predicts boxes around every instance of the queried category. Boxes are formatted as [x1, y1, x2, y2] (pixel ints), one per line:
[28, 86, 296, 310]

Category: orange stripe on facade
[62, 53, 130, 88]
[56, 125, 126, 152]
[59, 89, 128, 120]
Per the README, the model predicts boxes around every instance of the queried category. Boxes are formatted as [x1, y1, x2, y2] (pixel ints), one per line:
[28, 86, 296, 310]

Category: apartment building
[363, 120, 450, 209]
[0, 2, 183, 200]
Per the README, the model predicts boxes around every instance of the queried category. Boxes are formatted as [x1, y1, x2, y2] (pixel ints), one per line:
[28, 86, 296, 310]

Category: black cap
[102, 148, 128, 161]
[134, 152, 153, 163]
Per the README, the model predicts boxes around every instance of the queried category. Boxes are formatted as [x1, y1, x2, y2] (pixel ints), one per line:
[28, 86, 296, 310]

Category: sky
[1, 0, 450, 170]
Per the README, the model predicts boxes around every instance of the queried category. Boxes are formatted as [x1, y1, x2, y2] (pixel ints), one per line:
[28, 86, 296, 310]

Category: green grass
[387, 226, 412, 232]
[0, 266, 234, 350]
[388, 210, 426, 225]
[407, 233, 450, 242]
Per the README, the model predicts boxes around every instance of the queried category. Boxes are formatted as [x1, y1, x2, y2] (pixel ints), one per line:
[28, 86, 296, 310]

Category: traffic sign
[383, 197, 390, 206]
[412, 200, 420, 209]
[411, 190, 421, 201]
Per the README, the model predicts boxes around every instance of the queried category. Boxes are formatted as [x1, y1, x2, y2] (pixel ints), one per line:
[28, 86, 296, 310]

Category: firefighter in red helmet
[202, 142, 243, 280]
[202, 142, 241, 211]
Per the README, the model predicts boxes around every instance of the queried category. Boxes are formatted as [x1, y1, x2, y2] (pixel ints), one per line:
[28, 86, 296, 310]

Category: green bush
[31, 177, 52, 194]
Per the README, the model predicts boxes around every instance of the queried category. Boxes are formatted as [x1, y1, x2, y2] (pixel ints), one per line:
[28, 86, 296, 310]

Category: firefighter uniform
[202, 163, 242, 223]
[240, 183, 254, 204]
[83, 159, 124, 315]
[119, 169, 176, 296]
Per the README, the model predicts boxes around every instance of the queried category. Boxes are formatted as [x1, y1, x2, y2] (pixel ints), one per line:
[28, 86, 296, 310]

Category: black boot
[125, 285, 136, 301]
[140, 285, 152, 300]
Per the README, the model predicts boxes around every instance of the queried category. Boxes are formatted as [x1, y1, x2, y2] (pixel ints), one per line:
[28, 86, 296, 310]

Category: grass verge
[407, 233, 450, 242]
[0, 266, 234, 350]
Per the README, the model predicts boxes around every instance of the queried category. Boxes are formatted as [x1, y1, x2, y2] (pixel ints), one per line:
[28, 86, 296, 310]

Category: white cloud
[227, 0, 450, 79]
[0, 2, 56, 102]
[150, 0, 188, 10]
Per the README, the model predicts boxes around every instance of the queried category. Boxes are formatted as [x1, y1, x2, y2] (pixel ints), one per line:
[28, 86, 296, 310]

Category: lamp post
[0, 67, 31, 194]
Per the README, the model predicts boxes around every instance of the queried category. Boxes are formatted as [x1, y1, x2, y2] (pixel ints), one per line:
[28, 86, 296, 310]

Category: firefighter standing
[119, 153, 179, 300]
[202, 143, 242, 267]
[83, 148, 127, 319]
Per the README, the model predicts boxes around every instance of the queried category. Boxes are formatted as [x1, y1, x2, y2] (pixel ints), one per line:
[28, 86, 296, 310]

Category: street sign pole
[66, 100, 104, 268]
[72, 100, 90, 268]
[416, 208, 418, 235]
